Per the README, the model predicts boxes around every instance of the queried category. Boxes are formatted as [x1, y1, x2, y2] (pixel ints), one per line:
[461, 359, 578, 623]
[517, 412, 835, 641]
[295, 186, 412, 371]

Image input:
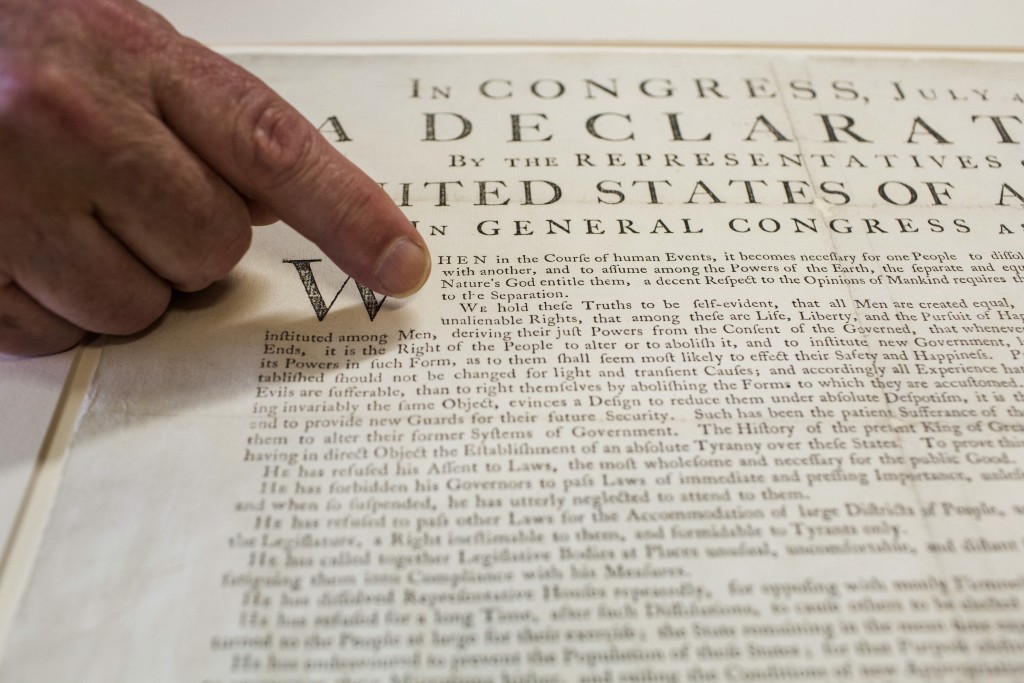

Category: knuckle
[233, 92, 318, 190]
[185, 216, 252, 291]
[189, 194, 253, 284]
[97, 284, 172, 336]
[87, 0, 178, 57]
[247, 201, 280, 226]
[0, 281, 84, 356]
[0, 327, 84, 356]
[0, 64, 62, 126]
[114, 159, 252, 291]
[0, 63, 101, 146]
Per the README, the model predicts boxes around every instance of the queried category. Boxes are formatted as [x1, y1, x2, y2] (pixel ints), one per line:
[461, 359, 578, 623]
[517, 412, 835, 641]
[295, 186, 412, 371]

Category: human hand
[0, 0, 429, 356]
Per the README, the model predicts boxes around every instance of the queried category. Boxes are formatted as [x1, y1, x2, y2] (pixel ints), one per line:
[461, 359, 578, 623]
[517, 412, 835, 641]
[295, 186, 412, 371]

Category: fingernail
[375, 237, 431, 296]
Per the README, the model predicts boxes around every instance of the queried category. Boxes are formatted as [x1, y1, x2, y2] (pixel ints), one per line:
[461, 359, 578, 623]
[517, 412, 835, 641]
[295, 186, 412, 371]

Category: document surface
[0, 352, 74, 553]
[3, 50, 1024, 682]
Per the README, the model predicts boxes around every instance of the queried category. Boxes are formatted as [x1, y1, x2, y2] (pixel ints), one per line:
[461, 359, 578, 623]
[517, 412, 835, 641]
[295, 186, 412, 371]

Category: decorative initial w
[283, 259, 387, 321]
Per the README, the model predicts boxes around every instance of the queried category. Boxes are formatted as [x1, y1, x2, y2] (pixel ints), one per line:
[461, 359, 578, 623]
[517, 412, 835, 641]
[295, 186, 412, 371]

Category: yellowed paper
[3, 49, 1024, 682]
[0, 351, 75, 553]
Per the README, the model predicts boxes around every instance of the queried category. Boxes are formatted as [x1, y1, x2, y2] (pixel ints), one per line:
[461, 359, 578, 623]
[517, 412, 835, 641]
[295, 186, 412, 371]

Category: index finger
[153, 40, 430, 297]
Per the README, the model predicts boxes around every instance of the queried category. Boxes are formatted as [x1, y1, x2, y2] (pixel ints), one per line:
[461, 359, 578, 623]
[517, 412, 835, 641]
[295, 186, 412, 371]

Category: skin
[0, 0, 431, 356]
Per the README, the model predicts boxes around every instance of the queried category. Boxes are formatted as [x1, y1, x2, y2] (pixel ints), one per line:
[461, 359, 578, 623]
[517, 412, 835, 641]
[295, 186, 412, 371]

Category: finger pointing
[153, 42, 430, 297]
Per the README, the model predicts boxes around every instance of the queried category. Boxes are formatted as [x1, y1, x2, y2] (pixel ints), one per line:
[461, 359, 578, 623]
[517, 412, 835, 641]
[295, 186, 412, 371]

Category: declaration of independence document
[3, 50, 1024, 682]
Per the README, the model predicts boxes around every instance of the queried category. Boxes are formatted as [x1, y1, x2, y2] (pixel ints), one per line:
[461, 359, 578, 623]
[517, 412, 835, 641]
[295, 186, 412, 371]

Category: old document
[2, 50, 1024, 682]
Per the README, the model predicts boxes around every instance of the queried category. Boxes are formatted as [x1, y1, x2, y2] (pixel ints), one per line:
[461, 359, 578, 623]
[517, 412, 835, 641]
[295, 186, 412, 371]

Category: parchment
[3, 49, 1024, 682]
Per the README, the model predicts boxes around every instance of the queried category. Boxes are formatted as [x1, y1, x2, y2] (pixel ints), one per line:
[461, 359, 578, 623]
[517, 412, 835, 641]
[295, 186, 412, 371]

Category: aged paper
[3, 50, 1024, 682]
[0, 351, 75, 553]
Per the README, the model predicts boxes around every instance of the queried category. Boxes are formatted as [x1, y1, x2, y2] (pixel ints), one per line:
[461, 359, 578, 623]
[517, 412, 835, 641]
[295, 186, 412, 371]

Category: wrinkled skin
[0, 0, 430, 355]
